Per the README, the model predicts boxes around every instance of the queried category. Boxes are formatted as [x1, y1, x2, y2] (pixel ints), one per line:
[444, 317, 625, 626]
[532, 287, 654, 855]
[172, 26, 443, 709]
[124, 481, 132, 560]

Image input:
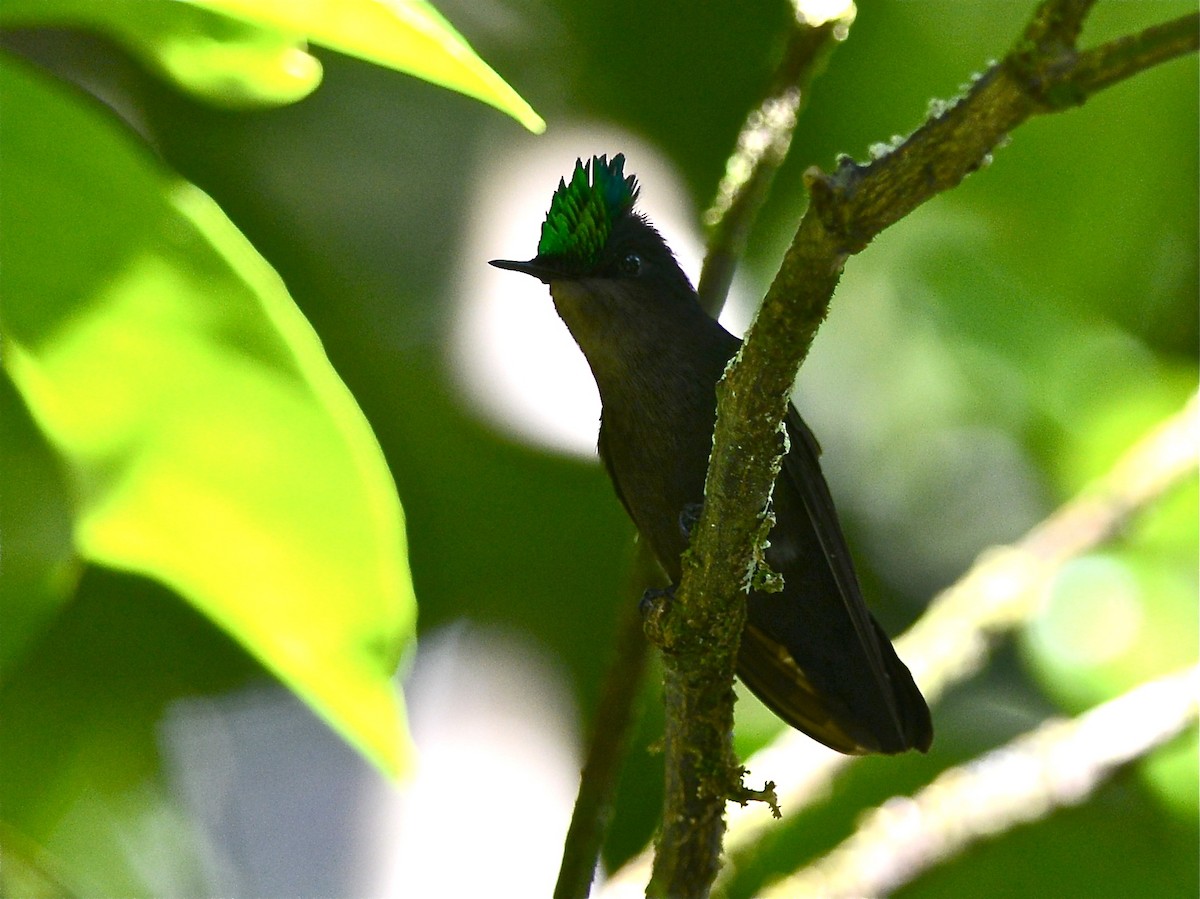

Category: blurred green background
[2, 1, 1196, 897]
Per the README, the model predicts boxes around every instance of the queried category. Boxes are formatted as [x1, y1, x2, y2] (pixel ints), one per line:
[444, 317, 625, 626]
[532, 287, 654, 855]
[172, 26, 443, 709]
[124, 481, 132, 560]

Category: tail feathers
[869, 618, 933, 753]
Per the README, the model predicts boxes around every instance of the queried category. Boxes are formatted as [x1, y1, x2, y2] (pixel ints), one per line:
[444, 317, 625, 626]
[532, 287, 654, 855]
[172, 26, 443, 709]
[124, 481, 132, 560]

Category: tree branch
[712, 391, 1199, 872]
[644, 2, 856, 895]
[807, 9, 1198, 252]
[604, 389, 1198, 899]
[643, 0, 1197, 894]
[763, 665, 1200, 898]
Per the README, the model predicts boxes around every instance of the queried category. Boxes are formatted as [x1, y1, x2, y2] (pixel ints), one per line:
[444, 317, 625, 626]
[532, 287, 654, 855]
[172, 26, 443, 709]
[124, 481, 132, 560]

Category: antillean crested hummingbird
[490, 154, 931, 755]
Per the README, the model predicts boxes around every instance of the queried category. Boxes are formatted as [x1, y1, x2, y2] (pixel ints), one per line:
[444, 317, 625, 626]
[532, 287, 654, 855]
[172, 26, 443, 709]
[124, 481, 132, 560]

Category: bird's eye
[619, 253, 643, 277]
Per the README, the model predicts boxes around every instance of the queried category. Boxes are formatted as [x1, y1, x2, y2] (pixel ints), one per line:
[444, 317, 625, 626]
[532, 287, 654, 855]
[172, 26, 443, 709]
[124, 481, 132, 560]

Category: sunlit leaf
[0, 0, 545, 131]
[0, 54, 415, 777]
[195, 0, 545, 131]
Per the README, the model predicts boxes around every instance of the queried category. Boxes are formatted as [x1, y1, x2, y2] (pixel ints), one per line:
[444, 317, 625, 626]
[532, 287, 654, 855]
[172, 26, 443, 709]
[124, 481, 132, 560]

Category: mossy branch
[606, 391, 1199, 896]
[710, 391, 1200, 890]
[646, 1, 1198, 896]
[642, 4, 854, 897]
[806, 9, 1198, 252]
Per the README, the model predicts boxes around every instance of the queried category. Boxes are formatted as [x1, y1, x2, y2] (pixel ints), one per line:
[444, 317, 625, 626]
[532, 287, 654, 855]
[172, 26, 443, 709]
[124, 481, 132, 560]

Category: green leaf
[0, 54, 415, 778]
[0, 0, 545, 131]
[0, 373, 80, 681]
[0, 0, 321, 106]
[198, 0, 545, 131]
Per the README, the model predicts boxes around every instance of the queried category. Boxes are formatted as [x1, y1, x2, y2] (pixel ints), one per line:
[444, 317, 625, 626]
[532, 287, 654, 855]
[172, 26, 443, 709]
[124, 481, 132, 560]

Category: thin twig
[1056, 13, 1199, 100]
[696, 1, 855, 316]
[763, 666, 1200, 898]
[1021, 0, 1096, 48]
[553, 544, 661, 899]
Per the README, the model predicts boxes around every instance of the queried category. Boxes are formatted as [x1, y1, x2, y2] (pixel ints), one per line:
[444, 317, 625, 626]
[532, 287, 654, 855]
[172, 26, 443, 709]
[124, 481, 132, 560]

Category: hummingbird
[490, 154, 931, 754]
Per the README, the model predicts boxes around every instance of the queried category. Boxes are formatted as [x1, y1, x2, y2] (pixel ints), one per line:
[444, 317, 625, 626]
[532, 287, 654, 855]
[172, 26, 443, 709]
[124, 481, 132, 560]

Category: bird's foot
[640, 585, 676, 651]
[678, 502, 704, 541]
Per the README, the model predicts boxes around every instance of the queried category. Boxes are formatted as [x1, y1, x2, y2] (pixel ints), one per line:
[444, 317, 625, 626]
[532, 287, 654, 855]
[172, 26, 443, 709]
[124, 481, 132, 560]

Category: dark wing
[596, 422, 633, 521]
[735, 406, 932, 754]
[737, 622, 875, 754]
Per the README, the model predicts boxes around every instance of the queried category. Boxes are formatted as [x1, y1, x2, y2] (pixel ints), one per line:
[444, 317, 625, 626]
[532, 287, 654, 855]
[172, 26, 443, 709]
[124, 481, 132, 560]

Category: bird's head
[490, 154, 709, 392]
[490, 154, 695, 303]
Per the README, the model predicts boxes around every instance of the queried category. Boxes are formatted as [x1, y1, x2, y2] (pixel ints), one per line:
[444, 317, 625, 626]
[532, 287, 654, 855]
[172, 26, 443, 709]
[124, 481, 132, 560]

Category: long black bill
[489, 257, 559, 284]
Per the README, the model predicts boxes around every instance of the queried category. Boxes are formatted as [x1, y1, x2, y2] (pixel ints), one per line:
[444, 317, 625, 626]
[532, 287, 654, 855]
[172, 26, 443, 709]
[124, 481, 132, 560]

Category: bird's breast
[596, 369, 721, 580]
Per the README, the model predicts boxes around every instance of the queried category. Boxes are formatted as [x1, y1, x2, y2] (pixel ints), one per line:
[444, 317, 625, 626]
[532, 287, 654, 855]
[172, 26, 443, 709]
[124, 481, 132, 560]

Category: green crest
[537, 154, 639, 266]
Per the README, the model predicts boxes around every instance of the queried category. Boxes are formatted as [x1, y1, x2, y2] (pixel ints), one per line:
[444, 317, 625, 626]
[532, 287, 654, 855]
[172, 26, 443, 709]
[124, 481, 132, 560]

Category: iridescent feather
[537, 154, 639, 266]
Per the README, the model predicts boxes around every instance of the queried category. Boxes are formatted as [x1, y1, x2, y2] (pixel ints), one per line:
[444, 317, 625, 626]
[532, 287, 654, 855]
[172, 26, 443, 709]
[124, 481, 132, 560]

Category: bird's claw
[678, 502, 704, 540]
[640, 585, 676, 650]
